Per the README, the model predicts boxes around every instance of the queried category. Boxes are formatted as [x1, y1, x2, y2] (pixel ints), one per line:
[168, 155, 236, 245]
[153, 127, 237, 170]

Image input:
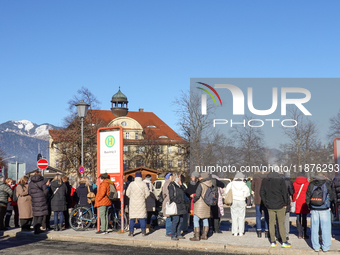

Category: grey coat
[0, 182, 12, 205]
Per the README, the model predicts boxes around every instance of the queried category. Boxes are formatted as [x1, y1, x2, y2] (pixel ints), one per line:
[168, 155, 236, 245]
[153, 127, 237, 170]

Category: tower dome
[111, 87, 128, 117]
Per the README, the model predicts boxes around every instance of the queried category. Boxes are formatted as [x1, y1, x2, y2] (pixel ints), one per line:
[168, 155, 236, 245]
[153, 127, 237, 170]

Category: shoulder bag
[291, 184, 304, 213]
[165, 184, 177, 216]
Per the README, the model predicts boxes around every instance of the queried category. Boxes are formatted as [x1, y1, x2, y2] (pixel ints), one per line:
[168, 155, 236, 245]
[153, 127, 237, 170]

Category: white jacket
[225, 180, 250, 201]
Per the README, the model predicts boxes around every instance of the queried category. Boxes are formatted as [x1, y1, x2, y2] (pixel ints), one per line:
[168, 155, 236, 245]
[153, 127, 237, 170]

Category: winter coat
[193, 178, 212, 219]
[210, 177, 225, 218]
[282, 176, 295, 213]
[332, 175, 340, 207]
[168, 181, 187, 215]
[16, 183, 33, 219]
[73, 183, 94, 207]
[260, 172, 289, 210]
[143, 179, 156, 212]
[94, 179, 112, 208]
[28, 175, 49, 216]
[126, 177, 150, 219]
[162, 179, 172, 217]
[306, 175, 335, 210]
[50, 180, 67, 212]
[217, 187, 224, 217]
[225, 180, 250, 201]
[251, 173, 267, 205]
[63, 181, 72, 209]
[0, 182, 12, 205]
[292, 176, 310, 214]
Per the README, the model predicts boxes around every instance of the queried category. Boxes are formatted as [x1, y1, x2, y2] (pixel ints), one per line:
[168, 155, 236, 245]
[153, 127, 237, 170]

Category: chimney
[139, 108, 144, 112]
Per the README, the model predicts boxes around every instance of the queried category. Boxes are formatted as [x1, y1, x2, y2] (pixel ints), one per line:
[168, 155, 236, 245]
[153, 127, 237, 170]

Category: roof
[50, 109, 186, 144]
[124, 166, 162, 175]
[111, 89, 128, 102]
[27, 166, 66, 179]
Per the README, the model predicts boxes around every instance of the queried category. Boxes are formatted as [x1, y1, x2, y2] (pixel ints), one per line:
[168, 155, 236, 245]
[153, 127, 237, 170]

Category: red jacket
[292, 177, 310, 214]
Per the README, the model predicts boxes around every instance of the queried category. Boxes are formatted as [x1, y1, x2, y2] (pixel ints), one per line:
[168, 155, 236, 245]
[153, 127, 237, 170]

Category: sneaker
[232, 233, 238, 236]
[177, 236, 185, 239]
[96, 230, 108, 234]
[239, 233, 243, 236]
[281, 242, 291, 248]
[270, 242, 277, 248]
[128, 232, 133, 237]
[171, 237, 179, 241]
[246, 206, 252, 208]
[165, 234, 171, 237]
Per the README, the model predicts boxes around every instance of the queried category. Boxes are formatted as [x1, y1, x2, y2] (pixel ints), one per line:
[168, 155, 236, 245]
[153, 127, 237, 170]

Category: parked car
[153, 178, 165, 197]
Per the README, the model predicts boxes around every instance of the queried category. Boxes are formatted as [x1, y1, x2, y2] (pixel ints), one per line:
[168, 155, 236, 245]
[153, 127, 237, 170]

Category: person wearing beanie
[126, 172, 150, 237]
[94, 173, 112, 234]
[190, 172, 212, 241]
[186, 172, 200, 229]
[143, 174, 156, 233]
[162, 172, 173, 237]
[292, 171, 310, 239]
[224, 172, 250, 237]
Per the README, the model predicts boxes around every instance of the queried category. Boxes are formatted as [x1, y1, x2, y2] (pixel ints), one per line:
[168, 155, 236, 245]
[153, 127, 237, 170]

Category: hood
[295, 176, 308, 185]
[312, 175, 328, 186]
[31, 175, 44, 183]
[50, 180, 62, 189]
[267, 171, 281, 179]
[232, 180, 247, 190]
[201, 179, 212, 188]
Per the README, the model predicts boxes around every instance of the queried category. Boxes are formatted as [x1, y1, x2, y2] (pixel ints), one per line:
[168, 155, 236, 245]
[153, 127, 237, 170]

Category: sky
[1, 1, 340, 148]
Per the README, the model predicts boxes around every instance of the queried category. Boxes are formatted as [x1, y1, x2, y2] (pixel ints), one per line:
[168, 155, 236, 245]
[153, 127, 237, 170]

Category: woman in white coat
[225, 172, 250, 236]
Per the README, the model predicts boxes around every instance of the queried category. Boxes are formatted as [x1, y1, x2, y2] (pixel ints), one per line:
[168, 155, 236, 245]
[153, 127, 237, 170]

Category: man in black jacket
[260, 171, 291, 248]
[332, 174, 340, 220]
[306, 174, 335, 252]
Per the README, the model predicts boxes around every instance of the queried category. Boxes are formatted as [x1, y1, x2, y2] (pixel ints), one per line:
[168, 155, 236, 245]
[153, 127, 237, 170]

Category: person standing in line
[246, 178, 253, 208]
[62, 176, 72, 229]
[28, 171, 48, 234]
[225, 172, 250, 237]
[0, 175, 13, 230]
[185, 171, 199, 230]
[168, 173, 187, 240]
[260, 171, 291, 248]
[4, 178, 15, 228]
[306, 173, 336, 252]
[42, 178, 52, 230]
[143, 174, 156, 233]
[73, 177, 94, 207]
[190, 172, 212, 241]
[126, 172, 150, 237]
[210, 174, 225, 234]
[94, 173, 112, 234]
[292, 171, 310, 239]
[251, 172, 269, 238]
[332, 174, 340, 220]
[50, 175, 67, 231]
[162, 172, 173, 237]
[15, 175, 33, 231]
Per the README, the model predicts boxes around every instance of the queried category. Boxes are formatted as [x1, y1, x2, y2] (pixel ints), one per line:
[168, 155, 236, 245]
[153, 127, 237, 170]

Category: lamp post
[75, 100, 90, 177]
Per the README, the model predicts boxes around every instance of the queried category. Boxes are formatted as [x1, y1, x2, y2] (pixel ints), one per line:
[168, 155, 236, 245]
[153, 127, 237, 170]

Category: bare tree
[328, 109, 340, 141]
[51, 87, 102, 179]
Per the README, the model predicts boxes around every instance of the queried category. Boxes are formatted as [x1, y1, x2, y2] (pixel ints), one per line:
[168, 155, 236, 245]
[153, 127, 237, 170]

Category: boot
[142, 230, 147, 236]
[214, 219, 222, 233]
[189, 227, 200, 241]
[128, 231, 134, 237]
[265, 231, 269, 238]
[54, 224, 59, 231]
[201, 226, 209, 240]
[257, 231, 262, 238]
[58, 224, 63, 231]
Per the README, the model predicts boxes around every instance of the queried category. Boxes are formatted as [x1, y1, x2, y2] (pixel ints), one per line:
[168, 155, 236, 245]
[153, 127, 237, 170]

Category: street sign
[37, 159, 48, 169]
[79, 166, 85, 173]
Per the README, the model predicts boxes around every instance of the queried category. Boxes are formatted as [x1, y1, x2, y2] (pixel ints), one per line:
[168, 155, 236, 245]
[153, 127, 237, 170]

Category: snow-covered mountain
[0, 120, 60, 141]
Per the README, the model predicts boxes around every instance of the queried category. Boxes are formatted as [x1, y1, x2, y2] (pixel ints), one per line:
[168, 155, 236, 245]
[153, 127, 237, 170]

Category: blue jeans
[171, 215, 183, 237]
[129, 218, 146, 233]
[165, 217, 172, 235]
[54, 211, 64, 225]
[311, 209, 331, 251]
[193, 215, 209, 227]
[255, 204, 269, 232]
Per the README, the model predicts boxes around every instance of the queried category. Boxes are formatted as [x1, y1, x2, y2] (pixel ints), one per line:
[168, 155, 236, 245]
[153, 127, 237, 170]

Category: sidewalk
[2, 222, 340, 255]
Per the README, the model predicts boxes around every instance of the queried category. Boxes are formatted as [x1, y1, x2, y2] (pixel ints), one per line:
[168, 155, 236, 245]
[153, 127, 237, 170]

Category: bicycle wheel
[69, 206, 94, 231]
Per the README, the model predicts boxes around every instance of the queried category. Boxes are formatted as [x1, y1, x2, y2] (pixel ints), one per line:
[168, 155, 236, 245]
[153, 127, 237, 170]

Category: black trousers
[0, 206, 7, 229]
[33, 216, 43, 233]
[64, 209, 70, 228]
[20, 218, 32, 230]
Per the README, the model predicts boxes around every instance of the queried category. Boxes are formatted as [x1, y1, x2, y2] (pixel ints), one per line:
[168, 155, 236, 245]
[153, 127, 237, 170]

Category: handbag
[87, 186, 96, 204]
[223, 184, 233, 206]
[165, 184, 177, 216]
[291, 184, 304, 213]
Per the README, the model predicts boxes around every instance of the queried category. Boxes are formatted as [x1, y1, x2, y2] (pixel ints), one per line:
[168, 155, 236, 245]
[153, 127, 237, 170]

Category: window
[126, 132, 130, 139]
[55, 144, 58, 153]
[168, 160, 173, 168]
[168, 146, 172, 153]
[136, 159, 145, 167]
[123, 160, 129, 169]
[178, 160, 182, 167]
[155, 146, 162, 154]
[178, 147, 183, 154]
[138, 146, 145, 153]
[123, 145, 129, 153]
[135, 133, 139, 140]
[121, 121, 127, 126]
[157, 160, 163, 168]
[155, 181, 162, 189]
[55, 160, 59, 168]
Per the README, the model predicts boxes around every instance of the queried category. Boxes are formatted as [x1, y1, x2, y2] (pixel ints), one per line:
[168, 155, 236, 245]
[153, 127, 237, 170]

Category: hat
[191, 171, 200, 179]
[135, 172, 142, 178]
[165, 172, 172, 179]
[234, 172, 245, 180]
[200, 172, 210, 179]
[100, 173, 109, 179]
[297, 171, 306, 177]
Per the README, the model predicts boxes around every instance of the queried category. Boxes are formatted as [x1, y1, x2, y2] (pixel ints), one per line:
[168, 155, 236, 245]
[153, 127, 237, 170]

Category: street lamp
[75, 100, 90, 176]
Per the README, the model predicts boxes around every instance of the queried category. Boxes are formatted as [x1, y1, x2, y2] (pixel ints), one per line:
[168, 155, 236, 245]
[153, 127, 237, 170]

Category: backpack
[203, 186, 218, 206]
[310, 183, 330, 209]
[107, 182, 118, 200]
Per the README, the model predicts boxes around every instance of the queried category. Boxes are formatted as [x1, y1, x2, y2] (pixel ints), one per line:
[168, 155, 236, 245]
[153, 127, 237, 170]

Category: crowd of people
[0, 169, 340, 252]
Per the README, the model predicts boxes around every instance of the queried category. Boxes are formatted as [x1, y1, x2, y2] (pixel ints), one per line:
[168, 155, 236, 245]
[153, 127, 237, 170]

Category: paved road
[0, 236, 241, 255]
